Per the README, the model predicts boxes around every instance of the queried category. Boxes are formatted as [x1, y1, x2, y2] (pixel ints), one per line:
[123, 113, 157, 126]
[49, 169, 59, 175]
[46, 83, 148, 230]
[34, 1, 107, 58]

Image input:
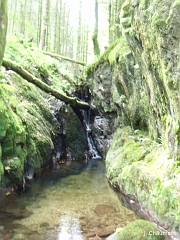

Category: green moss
[106, 127, 157, 182]
[139, 0, 149, 9]
[108, 36, 130, 65]
[0, 160, 4, 182]
[105, 126, 180, 225]
[115, 219, 165, 240]
[85, 36, 130, 76]
[120, 1, 131, 18]
[4, 157, 23, 184]
[0, 92, 11, 140]
[62, 106, 88, 160]
[0, 61, 58, 186]
[152, 14, 166, 28]
[166, 0, 180, 24]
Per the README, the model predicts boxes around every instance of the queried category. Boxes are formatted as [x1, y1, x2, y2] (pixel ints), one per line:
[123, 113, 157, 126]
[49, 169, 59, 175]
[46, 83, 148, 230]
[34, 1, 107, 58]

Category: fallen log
[30, 48, 86, 66]
[2, 58, 90, 110]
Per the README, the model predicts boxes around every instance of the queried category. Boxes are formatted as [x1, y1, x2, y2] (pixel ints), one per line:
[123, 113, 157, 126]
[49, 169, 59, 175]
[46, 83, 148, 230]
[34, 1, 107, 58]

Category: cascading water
[51, 86, 101, 163]
[82, 108, 102, 160]
[52, 107, 67, 163]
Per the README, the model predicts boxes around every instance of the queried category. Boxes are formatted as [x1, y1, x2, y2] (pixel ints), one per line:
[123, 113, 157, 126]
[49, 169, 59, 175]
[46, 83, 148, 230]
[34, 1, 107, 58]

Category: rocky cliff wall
[87, 0, 180, 237]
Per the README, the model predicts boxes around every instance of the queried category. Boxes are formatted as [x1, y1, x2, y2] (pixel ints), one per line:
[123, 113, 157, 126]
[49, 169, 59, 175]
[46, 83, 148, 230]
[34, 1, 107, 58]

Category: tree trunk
[37, 0, 43, 45]
[61, 1, 66, 56]
[115, 0, 121, 39]
[39, 0, 49, 50]
[11, 0, 18, 34]
[53, 0, 59, 52]
[76, 0, 82, 61]
[57, 0, 63, 55]
[2, 58, 90, 110]
[108, 0, 113, 44]
[92, 0, 100, 58]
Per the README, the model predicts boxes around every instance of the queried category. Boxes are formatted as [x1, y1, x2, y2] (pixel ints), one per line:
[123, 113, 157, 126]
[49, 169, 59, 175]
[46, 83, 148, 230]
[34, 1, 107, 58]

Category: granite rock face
[87, 0, 180, 237]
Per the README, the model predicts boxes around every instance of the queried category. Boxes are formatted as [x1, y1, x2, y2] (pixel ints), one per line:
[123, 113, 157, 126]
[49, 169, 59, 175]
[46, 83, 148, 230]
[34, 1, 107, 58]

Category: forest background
[7, 0, 121, 70]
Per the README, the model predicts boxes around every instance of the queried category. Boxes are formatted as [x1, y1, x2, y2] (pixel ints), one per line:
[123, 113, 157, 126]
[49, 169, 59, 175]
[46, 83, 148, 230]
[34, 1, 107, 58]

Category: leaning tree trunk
[2, 58, 90, 110]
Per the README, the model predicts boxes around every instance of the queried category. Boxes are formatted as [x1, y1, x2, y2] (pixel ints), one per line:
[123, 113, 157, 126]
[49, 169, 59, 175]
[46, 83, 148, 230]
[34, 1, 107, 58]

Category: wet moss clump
[106, 126, 157, 183]
[85, 35, 130, 76]
[115, 219, 165, 240]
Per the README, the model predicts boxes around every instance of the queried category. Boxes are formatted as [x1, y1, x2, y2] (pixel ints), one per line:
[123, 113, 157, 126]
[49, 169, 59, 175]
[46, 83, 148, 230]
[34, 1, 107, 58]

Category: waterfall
[82, 109, 101, 160]
[52, 107, 67, 164]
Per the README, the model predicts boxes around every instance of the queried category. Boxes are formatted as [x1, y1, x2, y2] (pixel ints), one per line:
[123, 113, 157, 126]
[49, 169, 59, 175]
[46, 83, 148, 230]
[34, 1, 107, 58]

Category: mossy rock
[115, 220, 165, 240]
[106, 126, 157, 182]
[4, 157, 24, 184]
[62, 105, 88, 160]
[0, 160, 4, 182]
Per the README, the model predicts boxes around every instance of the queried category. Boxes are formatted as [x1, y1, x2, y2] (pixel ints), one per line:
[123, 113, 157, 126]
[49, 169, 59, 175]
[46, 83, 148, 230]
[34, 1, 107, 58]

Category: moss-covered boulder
[0, 36, 88, 189]
[0, 71, 57, 187]
[61, 105, 88, 160]
[107, 220, 165, 240]
[106, 126, 180, 237]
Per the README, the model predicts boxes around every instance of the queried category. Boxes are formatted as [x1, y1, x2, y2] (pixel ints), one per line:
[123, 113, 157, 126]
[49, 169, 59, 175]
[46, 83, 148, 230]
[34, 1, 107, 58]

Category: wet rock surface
[92, 117, 112, 159]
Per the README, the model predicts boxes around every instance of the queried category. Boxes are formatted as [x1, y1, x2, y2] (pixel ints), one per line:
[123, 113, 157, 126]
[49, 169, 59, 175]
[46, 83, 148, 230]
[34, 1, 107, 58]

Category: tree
[53, 0, 59, 53]
[7, 0, 94, 63]
[76, 0, 82, 61]
[37, 0, 43, 45]
[19, 0, 26, 35]
[92, 0, 100, 58]
[108, 0, 113, 44]
[108, 0, 121, 44]
[39, 0, 50, 50]
[8, 0, 18, 35]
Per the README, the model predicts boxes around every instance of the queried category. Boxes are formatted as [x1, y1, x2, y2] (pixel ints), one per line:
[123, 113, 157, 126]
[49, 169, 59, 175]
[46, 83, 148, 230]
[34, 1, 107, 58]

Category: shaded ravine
[0, 159, 135, 240]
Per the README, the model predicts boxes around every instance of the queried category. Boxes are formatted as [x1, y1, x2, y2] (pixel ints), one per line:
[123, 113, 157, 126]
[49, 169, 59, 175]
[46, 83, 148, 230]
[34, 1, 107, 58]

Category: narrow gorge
[0, 0, 180, 239]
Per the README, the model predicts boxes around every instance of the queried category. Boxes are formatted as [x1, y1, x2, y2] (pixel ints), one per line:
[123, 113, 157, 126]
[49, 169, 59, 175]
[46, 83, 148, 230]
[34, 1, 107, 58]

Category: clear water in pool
[0, 159, 135, 240]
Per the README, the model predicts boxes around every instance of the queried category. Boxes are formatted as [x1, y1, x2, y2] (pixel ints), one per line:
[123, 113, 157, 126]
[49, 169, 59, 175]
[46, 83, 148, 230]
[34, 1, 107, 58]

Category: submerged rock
[94, 204, 116, 215]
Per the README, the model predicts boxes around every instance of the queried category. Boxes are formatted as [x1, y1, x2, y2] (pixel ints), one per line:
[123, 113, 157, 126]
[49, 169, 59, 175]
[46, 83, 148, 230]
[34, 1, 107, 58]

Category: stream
[0, 159, 135, 240]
